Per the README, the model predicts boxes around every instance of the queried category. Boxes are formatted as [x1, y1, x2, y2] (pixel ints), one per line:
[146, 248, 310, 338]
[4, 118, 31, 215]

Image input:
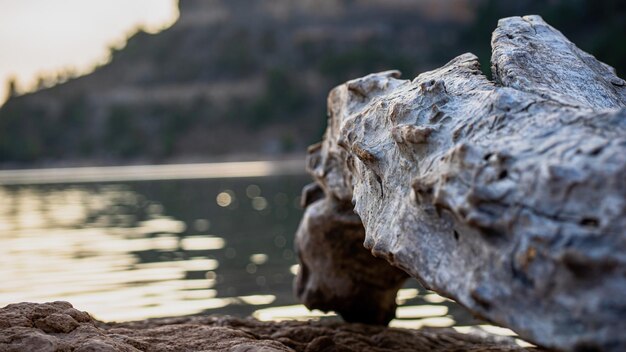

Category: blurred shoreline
[0, 152, 306, 171]
[0, 155, 307, 185]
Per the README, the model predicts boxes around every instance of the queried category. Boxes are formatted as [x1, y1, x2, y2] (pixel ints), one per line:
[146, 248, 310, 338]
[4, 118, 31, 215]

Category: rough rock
[294, 15, 626, 352]
[0, 302, 539, 352]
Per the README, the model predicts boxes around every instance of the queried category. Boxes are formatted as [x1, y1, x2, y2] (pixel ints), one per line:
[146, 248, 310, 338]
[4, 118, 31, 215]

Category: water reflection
[0, 175, 308, 321]
[254, 305, 337, 321]
[0, 171, 529, 345]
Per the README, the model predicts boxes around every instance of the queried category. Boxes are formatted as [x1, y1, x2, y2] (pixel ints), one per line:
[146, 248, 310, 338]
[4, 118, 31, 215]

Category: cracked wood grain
[294, 15, 626, 352]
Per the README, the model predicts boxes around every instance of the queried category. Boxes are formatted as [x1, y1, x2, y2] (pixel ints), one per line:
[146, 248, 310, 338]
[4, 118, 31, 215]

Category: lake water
[0, 161, 528, 344]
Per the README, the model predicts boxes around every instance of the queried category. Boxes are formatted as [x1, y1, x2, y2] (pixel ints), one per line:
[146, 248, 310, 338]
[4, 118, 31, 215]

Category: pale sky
[0, 0, 179, 104]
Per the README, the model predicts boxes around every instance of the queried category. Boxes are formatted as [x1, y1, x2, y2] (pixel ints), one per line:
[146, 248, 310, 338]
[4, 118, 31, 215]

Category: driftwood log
[294, 15, 626, 352]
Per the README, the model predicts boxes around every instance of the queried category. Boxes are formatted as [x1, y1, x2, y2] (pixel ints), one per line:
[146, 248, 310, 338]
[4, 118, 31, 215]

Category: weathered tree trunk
[294, 15, 626, 352]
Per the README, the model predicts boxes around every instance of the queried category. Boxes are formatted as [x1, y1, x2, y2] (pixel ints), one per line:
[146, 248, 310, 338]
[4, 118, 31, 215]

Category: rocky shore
[0, 302, 540, 352]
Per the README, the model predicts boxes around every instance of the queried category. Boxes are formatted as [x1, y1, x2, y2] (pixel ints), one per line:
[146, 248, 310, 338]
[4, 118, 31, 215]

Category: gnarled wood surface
[294, 15, 626, 352]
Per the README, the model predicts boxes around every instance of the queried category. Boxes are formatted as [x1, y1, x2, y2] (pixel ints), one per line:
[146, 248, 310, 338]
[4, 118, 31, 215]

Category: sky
[0, 0, 179, 104]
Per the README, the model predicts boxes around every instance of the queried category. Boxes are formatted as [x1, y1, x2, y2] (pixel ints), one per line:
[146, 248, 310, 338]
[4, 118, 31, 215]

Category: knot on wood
[346, 70, 401, 99]
[419, 79, 447, 96]
[428, 105, 447, 123]
[391, 125, 434, 145]
[388, 102, 409, 124]
[411, 178, 434, 204]
[351, 144, 378, 164]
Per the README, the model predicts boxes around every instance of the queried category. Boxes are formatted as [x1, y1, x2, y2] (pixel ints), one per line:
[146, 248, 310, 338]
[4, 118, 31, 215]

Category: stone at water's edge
[0, 302, 539, 352]
[294, 15, 626, 352]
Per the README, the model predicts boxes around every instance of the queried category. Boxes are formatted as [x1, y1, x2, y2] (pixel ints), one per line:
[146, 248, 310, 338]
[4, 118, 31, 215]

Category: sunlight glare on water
[0, 171, 310, 322]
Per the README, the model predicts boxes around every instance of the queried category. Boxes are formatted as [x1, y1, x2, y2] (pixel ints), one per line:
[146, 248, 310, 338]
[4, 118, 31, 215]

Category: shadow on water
[0, 164, 526, 344]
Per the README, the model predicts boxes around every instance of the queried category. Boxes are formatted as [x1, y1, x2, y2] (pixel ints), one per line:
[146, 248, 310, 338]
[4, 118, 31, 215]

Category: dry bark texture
[294, 15, 626, 352]
[0, 302, 539, 352]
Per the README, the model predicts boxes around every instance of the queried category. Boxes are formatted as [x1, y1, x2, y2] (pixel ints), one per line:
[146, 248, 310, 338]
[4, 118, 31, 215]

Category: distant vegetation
[0, 0, 624, 166]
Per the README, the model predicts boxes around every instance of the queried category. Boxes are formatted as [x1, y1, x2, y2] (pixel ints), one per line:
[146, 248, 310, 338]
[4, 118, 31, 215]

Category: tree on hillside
[5, 77, 17, 101]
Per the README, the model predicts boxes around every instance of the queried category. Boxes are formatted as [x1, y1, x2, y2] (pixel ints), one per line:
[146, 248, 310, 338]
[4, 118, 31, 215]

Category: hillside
[0, 0, 623, 167]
